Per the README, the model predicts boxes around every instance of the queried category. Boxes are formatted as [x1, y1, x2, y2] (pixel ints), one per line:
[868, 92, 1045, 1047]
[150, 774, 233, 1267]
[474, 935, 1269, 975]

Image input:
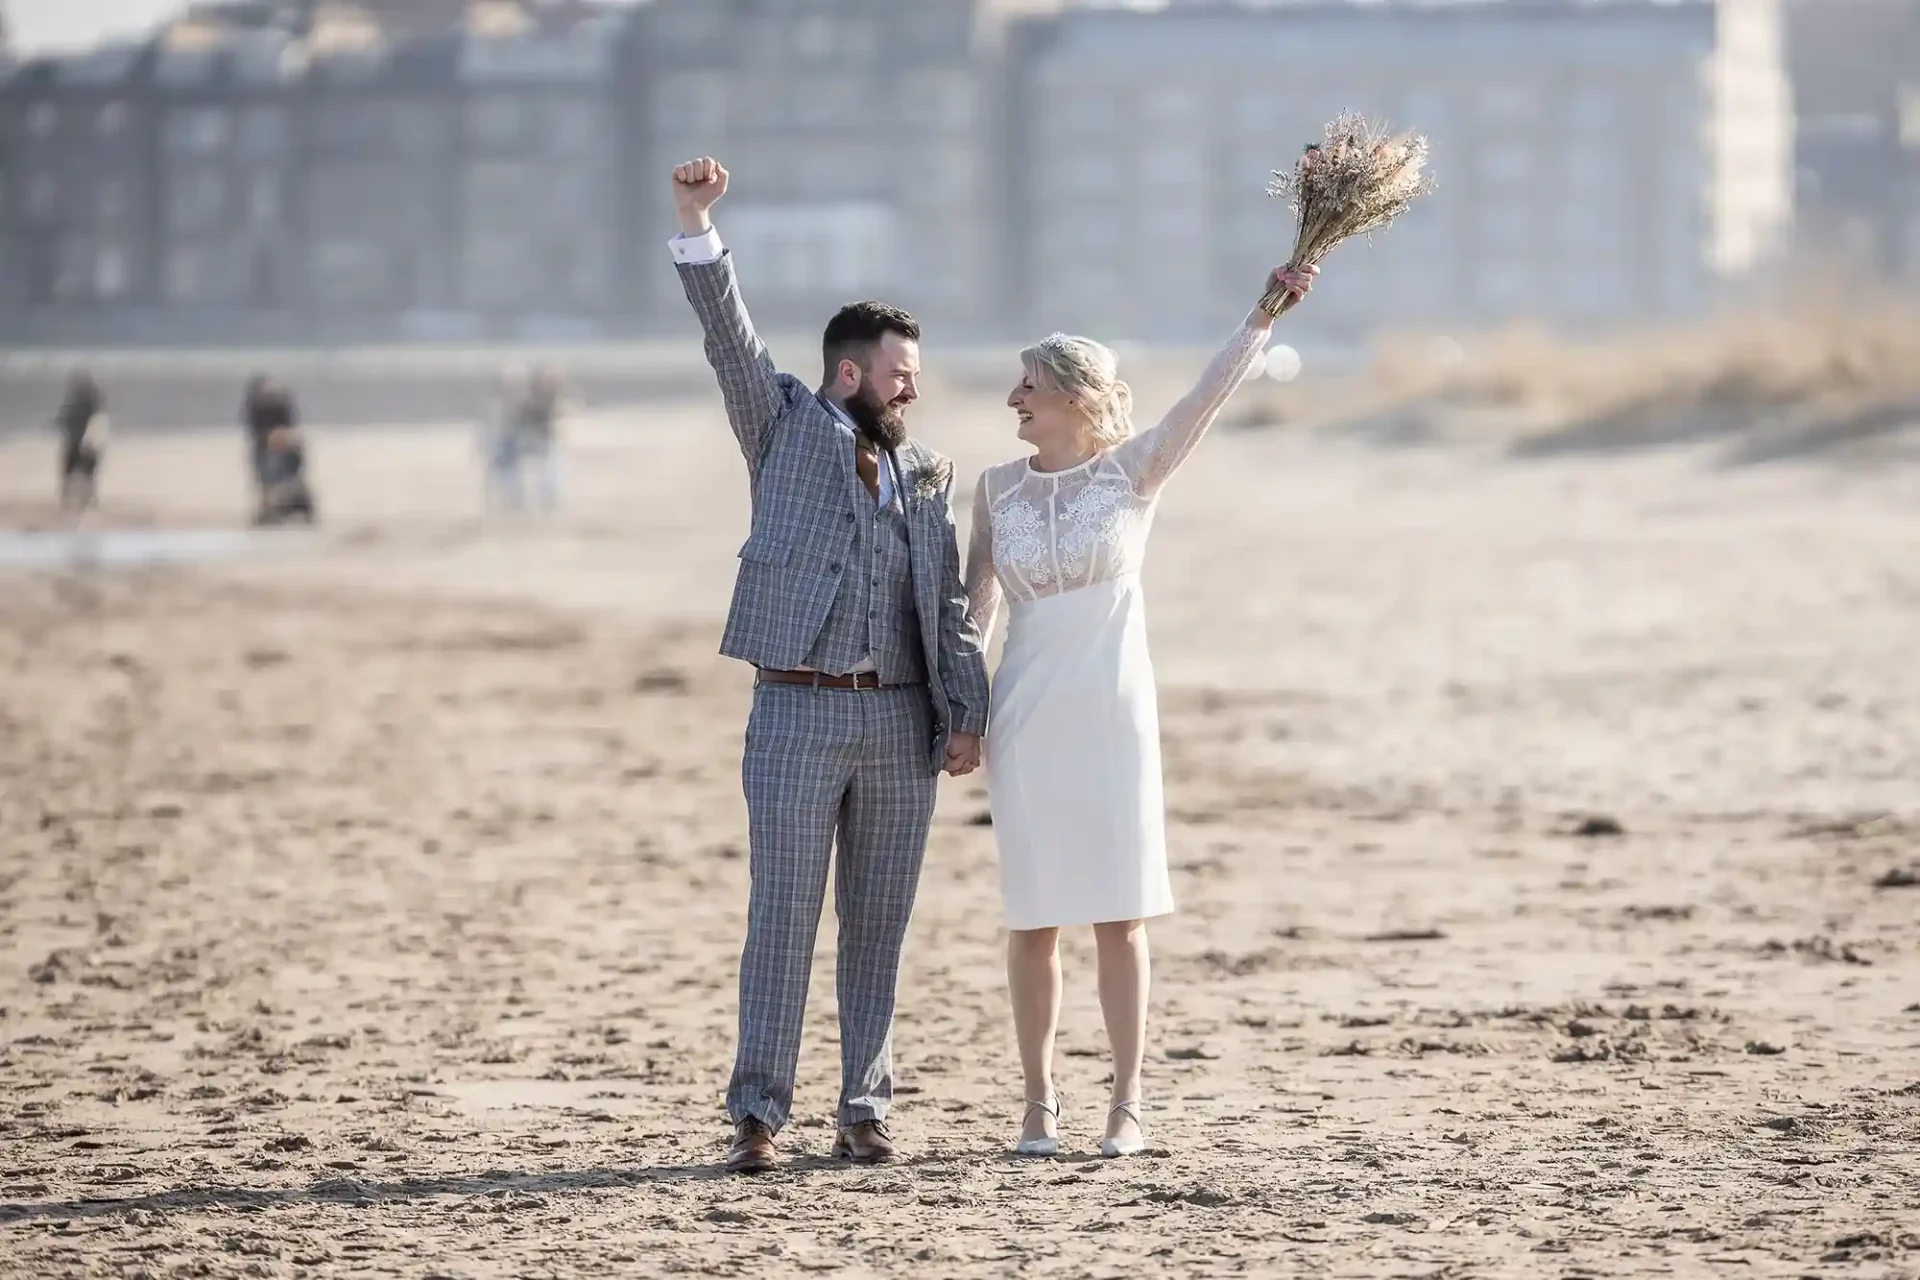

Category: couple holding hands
[663, 157, 1317, 1174]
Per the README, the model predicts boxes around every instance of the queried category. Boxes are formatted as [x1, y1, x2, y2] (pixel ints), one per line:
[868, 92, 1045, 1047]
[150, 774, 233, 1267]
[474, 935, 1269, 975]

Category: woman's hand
[1248, 263, 1319, 328]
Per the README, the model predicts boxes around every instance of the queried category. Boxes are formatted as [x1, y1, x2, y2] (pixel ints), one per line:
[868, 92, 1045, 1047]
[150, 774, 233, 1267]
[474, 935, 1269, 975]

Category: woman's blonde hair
[1019, 332, 1135, 450]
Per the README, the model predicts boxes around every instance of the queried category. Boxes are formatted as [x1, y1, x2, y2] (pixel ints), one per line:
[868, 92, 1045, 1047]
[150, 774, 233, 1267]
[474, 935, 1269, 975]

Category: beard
[844, 382, 909, 451]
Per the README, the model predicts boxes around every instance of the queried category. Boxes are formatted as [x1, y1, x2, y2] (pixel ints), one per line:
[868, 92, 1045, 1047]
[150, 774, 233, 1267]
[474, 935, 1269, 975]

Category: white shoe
[1014, 1096, 1060, 1157]
[1099, 1100, 1146, 1158]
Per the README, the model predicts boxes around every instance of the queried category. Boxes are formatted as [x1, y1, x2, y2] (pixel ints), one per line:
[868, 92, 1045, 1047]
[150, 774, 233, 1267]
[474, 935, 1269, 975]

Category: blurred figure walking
[480, 362, 568, 515]
[55, 370, 109, 522]
[241, 376, 315, 526]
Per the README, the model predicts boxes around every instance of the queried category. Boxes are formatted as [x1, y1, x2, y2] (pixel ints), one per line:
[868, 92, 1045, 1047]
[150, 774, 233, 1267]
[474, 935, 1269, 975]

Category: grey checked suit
[677, 250, 990, 1134]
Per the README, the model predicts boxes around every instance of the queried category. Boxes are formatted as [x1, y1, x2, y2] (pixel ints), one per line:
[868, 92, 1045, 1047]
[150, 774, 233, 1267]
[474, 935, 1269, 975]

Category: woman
[55, 371, 108, 520]
[963, 263, 1317, 1158]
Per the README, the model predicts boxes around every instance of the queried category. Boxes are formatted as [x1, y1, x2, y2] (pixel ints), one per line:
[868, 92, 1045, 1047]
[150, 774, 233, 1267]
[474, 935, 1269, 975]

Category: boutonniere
[912, 455, 954, 504]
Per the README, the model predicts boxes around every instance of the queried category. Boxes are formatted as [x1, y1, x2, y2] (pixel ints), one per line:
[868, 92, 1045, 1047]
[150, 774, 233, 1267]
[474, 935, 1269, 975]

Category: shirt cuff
[668, 227, 724, 265]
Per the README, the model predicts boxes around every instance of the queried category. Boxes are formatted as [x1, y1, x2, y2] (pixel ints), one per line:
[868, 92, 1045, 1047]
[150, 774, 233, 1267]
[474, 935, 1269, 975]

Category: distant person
[55, 370, 109, 519]
[480, 362, 568, 514]
[242, 375, 296, 512]
[242, 379, 314, 526]
[479, 364, 528, 513]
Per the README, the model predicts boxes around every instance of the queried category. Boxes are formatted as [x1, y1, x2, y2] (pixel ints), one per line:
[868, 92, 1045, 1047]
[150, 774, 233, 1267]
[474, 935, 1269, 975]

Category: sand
[2, 397, 1918, 1279]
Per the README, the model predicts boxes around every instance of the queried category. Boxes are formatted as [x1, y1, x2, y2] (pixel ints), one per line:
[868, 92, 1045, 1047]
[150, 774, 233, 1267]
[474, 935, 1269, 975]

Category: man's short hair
[822, 301, 920, 382]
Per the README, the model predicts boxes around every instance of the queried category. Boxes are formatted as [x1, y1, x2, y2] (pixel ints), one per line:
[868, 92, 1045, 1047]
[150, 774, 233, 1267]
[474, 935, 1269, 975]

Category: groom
[668, 157, 991, 1174]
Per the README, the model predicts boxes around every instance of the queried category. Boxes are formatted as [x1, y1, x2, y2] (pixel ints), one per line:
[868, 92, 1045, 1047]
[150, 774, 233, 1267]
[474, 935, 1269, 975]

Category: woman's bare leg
[1093, 918, 1150, 1148]
[1006, 926, 1062, 1144]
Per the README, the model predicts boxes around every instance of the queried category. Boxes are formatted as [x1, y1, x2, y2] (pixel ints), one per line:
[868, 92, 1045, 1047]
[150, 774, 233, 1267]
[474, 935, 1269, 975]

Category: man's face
[842, 332, 920, 449]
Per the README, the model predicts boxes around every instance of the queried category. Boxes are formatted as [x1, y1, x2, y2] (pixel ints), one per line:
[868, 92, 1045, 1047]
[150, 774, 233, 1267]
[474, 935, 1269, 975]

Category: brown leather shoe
[832, 1119, 896, 1164]
[726, 1118, 776, 1175]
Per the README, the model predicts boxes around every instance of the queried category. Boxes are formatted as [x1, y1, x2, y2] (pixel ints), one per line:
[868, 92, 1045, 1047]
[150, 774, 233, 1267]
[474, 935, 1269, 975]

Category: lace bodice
[965, 323, 1270, 638]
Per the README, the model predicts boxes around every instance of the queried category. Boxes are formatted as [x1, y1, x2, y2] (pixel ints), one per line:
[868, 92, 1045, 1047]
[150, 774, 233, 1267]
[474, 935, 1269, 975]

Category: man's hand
[672, 157, 728, 237]
[943, 731, 982, 778]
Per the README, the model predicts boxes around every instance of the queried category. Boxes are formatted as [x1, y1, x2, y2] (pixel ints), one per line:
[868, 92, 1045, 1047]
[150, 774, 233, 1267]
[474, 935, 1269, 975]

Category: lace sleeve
[963, 470, 1003, 643]
[1113, 323, 1270, 497]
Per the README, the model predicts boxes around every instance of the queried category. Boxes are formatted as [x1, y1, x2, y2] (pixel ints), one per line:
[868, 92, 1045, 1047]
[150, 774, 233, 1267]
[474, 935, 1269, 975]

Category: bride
[963, 263, 1318, 1158]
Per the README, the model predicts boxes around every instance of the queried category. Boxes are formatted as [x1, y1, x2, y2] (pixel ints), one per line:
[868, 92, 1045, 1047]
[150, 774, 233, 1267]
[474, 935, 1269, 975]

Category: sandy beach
[2, 393, 1917, 1278]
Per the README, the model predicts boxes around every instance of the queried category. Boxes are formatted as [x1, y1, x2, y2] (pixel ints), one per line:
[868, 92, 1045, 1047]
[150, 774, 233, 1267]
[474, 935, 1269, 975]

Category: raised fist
[672, 157, 728, 229]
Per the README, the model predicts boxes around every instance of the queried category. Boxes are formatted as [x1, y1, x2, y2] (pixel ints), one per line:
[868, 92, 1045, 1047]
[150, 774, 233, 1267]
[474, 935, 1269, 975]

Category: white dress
[964, 323, 1270, 930]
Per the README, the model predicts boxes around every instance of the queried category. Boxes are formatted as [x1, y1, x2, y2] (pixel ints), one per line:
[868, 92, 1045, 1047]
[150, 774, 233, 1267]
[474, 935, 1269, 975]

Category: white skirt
[987, 573, 1174, 931]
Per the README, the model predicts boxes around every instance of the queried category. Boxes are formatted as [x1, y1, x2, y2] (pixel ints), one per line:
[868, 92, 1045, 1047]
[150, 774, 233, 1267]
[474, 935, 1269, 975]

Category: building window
[391, 102, 450, 157]
[165, 245, 210, 302]
[238, 107, 289, 159]
[1479, 204, 1531, 254]
[657, 6, 724, 52]
[462, 232, 533, 309]
[558, 235, 607, 308]
[1560, 147, 1622, 196]
[311, 239, 389, 306]
[1557, 268, 1625, 319]
[652, 73, 728, 135]
[26, 173, 59, 221]
[1565, 88, 1619, 134]
[792, 16, 876, 61]
[901, 7, 960, 54]
[1478, 144, 1533, 189]
[1398, 90, 1451, 138]
[98, 102, 130, 137]
[1055, 152, 1118, 198]
[1142, 85, 1203, 136]
[909, 71, 972, 130]
[96, 245, 131, 299]
[314, 101, 380, 149]
[97, 181, 129, 228]
[1478, 261, 1534, 312]
[1476, 83, 1535, 124]
[1556, 200, 1624, 259]
[464, 161, 540, 231]
[244, 172, 283, 230]
[467, 96, 531, 149]
[794, 16, 834, 59]
[541, 98, 601, 158]
[56, 237, 94, 301]
[167, 170, 228, 233]
[725, 203, 896, 295]
[165, 107, 232, 155]
[547, 167, 599, 226]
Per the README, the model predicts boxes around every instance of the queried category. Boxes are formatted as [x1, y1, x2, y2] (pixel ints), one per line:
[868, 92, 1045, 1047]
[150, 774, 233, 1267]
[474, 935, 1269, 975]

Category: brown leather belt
[754, 668, 921, 691]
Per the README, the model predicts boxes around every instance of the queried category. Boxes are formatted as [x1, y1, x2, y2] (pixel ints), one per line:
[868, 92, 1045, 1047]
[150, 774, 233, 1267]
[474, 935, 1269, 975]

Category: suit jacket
[677, 251, 990, 772]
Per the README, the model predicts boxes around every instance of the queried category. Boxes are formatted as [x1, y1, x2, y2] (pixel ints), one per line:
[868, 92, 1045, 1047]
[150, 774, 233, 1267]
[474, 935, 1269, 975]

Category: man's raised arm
[669, 157, 784, 467]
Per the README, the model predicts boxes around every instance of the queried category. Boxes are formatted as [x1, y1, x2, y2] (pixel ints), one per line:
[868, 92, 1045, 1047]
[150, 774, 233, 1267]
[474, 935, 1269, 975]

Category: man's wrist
[676, 208, 714, 237]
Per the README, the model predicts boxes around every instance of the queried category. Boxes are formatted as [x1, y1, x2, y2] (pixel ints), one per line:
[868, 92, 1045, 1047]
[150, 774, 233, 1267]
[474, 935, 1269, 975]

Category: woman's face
[1006, 365, 1084, 449]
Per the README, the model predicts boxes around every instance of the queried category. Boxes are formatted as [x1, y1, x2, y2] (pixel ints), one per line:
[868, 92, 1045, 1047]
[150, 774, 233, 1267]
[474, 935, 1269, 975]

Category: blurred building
[1782, 0, 1917, 280]
[0, 0, 638, 344]
[1014, 0, 1793, 341]
[0, 42, 156, 338]
[1897, 7, 1920, 283]
[0, 0, 1801, 346]
[630, 0, 1056, 337]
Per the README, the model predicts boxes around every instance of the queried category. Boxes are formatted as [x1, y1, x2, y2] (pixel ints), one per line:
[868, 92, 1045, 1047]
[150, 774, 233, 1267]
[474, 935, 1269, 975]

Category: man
[668, 156, 989, 1175]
